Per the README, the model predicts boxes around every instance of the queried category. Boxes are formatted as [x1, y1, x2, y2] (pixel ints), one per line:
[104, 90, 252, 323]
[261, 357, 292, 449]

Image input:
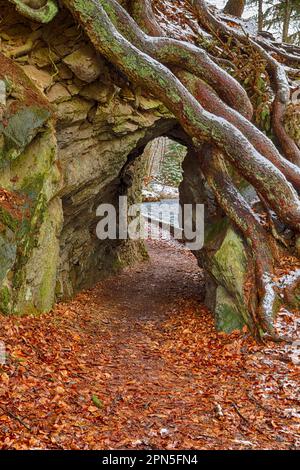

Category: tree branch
[8, 0, 58, 23]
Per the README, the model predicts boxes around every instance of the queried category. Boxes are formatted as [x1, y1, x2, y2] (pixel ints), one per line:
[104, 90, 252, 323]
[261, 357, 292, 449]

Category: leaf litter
[0, 239, 299, 450]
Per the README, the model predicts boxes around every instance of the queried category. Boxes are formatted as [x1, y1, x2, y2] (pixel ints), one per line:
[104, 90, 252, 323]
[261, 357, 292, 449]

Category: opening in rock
[1, 0, 299, 344]
[1, 0, 300, 451]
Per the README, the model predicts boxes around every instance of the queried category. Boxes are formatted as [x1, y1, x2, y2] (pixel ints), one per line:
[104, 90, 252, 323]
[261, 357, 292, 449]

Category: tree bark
[282, 0, 292, 43]
[258, 0, 264, 32]
[144, 137, 167, 180]
[224, 0, 245, 18]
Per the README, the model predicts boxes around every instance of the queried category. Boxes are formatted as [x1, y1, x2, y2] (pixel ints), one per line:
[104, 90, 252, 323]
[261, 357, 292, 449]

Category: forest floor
[0, 238, 299, 450]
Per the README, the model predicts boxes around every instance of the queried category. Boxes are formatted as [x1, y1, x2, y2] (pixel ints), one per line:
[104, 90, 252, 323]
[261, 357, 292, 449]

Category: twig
[231, 401, 250, 423]
[247, 392, 292, 420]
[0, 405, 31, 431]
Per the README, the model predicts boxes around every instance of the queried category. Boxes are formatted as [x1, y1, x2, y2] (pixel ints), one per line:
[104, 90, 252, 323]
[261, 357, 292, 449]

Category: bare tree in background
[224, 0, 245, 17]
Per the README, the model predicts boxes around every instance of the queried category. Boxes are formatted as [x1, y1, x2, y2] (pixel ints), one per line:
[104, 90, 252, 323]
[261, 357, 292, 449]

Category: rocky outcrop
[1, 1, 292, 334]
[180, 148, 259, 333]
[0, 2, 174, 313]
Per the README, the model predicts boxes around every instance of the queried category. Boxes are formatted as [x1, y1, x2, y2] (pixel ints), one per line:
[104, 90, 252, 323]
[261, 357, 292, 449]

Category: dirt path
[0, 239, 299, 450]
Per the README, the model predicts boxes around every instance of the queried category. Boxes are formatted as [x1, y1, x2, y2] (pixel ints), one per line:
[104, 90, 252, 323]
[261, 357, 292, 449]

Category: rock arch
[0, 2, 175, 313]
[1, 0, 300, 341]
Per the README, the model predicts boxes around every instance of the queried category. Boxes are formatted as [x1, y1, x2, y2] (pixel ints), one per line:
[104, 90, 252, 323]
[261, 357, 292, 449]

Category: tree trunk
[224, 0, 245, 18]
[144, 137, 167, 181]
[282, 0, 292, 43]
[258, 0, 264, 31]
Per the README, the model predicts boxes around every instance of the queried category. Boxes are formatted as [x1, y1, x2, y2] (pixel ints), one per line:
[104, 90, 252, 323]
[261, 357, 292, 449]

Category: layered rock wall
[0, 2, 174, 313]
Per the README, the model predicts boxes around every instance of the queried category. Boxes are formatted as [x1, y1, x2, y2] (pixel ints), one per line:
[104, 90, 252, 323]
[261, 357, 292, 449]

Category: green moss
[11, 193, 48, 293]
[213, 227, 248, 299]
[21, 173, 46, 201]
[12, 269, 23, 291]
[3, 77, 13, 95]
[204, 218, 228, 245]
[215, 286, 246, 333]
[8, 0, 59, 23]
[209, 226, 253, 330]
[36, 203, 62, 312]
[38, 267, 56, 312]
[111, 253, 127, 272]
[0, 234, 17, 283]
[0, 286, 11, 315]
[0, 207, 20, 232]
[0, 107, 51, 163]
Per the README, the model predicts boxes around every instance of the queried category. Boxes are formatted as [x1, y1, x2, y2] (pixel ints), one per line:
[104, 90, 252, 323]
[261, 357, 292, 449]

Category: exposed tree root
[9, 0, 300, 338]
[128, 0, 300, 203]
[189, 0, 300, 166]
[272, 99, 300, 167]
[277, 269, 300, 309]
[130, 0, 164, 38]
[256, 37, 300, 66]
[106, 0, 253, 118]
[176, 70, 300, 191]
[198, 145, 288, 342]
[8, 0, 58, 23]
[71, 0, 300, 231]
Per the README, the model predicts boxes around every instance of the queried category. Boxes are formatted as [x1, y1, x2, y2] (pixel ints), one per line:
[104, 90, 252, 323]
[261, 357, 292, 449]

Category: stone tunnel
[0, 1, 258, 332]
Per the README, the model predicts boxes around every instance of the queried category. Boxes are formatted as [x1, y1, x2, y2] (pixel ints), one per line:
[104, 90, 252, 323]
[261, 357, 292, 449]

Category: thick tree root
[150, 1, 300, 167]
[256, 37, 300, 66]
[176, 70, 300, 191]
[130, 0, 164, 38]
[128, 0, 300, 206]
[189, 0, 300, 166]
[62, 0, 300, 232]
[199, 145, 285, 342]
[104, 0, 253, 119]
[202, 147, 298, 343]
[8, 0, 58, 23]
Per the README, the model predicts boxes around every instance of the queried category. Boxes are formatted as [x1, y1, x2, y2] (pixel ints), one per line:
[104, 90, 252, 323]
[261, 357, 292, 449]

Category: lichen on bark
[8, 0, 58, 23]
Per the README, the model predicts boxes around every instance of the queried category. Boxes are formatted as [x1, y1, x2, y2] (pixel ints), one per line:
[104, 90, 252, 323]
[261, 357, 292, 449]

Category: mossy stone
[215, 286, 246, 333]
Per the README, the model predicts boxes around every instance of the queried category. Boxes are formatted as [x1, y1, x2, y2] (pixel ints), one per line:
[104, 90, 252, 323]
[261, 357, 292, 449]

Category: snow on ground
[142, 183, 179, 202]
[209, 0, 257, 19]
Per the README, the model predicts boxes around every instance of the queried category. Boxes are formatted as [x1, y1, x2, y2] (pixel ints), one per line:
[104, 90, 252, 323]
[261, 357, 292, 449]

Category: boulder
[47, 83, 71, 103]
[63, 45, 103, 83]
[22, 65, 53, 90]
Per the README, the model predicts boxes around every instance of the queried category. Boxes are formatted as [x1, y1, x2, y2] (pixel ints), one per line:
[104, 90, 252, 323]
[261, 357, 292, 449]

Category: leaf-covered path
[0, 239, 299, 449]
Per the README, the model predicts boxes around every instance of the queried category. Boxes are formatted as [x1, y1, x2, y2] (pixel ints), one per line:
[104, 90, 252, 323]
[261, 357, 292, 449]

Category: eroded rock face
[63, 45, 103, 83]
[0, 55, 62, 314]
[0, 2, 276, 333]
[0, 3, 174, 313]
[179, 149, 256, 333]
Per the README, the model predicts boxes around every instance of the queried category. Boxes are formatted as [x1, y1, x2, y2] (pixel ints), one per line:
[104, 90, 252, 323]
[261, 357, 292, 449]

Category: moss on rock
[215, 286, 246, 332]
[0, 107, 51, 163]
[0, 286, 11, 315]
[207, 226, 251, 331]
